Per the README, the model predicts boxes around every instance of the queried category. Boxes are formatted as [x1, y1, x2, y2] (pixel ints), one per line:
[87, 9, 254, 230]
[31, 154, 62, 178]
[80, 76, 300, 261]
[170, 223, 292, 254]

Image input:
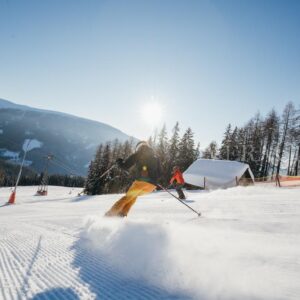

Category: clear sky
[0, 0, 299, 147]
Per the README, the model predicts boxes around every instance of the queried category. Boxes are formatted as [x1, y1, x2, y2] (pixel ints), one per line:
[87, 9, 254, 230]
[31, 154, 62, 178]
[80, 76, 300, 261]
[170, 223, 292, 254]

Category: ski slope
[0, 185, 299, 300]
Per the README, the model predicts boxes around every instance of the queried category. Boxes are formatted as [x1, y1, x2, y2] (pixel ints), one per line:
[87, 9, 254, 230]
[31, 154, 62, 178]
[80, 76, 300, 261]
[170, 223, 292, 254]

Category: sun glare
[141, 102, 163, 126]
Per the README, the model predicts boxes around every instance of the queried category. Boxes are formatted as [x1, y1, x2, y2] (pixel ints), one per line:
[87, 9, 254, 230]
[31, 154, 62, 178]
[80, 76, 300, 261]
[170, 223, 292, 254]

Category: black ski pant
[175, 184, 186, 200]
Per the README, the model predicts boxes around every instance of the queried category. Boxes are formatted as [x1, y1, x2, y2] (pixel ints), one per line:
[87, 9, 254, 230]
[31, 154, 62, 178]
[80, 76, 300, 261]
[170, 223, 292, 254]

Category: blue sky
[0, 0, 299, 146]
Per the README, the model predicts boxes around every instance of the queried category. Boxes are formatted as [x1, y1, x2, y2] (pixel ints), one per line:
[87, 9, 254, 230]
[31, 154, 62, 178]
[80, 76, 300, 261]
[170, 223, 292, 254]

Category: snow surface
[0, 149, 20, 160]
[0, 185, 299, 300]
[0, 149, 33, 166]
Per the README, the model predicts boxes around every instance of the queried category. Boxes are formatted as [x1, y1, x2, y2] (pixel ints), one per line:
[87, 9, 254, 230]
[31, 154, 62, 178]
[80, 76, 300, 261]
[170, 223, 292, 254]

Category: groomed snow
[0, 185, 299, 299]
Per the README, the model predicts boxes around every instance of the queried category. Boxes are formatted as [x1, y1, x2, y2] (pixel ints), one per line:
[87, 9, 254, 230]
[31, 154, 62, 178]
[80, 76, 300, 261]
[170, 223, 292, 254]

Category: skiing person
[169, 166, 186, 200]
[105, 141, 161, 217]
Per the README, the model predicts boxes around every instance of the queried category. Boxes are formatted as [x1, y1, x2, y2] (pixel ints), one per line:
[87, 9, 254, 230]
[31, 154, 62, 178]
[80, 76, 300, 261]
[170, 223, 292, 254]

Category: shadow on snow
[30, 287, 80, 300]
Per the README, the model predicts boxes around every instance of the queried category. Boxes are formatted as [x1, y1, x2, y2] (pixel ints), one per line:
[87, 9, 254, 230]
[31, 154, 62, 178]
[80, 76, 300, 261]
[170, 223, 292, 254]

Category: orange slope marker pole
[8, 140, 32, 205]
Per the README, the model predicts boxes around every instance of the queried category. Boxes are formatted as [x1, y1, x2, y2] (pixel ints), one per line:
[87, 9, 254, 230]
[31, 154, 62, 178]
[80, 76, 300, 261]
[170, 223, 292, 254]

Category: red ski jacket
[170, 170, 185, 185]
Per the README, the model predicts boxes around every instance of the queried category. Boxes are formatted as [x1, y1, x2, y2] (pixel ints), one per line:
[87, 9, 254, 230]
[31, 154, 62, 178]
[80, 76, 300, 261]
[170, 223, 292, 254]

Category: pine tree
[260, 109, 280, 178]
[286, 107, 300, 175]
[236, 128, 246, 162]
[202, 141, 218, 159]
[84, 140, 135, 195]
[156, 124, 169, 182]
[168, 122, 180, 175]
[219, 124, 232, 160]
[178, 127, 197, 171]
[294, 144, 300, 175]
[249, 114, 264, 176]
[276, 102, 296, 177]
[195, 142, 200, 161]
[109, 140, 134, 193]
[84, 144, 104, 195]
[229, 127, 239, 160]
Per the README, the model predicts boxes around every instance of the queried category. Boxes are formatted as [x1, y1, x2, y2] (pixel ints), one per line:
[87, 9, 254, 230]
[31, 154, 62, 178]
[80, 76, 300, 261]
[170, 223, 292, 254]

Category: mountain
[0, 98, 135, 176]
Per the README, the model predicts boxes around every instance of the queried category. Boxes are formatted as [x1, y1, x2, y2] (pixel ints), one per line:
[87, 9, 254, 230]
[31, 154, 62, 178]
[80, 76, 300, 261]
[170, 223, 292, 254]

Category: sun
[141, 102, 163, 126]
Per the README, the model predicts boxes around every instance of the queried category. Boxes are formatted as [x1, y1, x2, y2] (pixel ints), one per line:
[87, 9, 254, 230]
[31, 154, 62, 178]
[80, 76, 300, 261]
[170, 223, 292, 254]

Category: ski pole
[157, 184, 201, 217]
[99, 164, 116, 179]
[78, 164, 116, 196]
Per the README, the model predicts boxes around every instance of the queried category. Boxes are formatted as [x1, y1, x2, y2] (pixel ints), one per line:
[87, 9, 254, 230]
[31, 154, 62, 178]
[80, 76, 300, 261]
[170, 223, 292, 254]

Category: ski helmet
[135, 141, 149, 152]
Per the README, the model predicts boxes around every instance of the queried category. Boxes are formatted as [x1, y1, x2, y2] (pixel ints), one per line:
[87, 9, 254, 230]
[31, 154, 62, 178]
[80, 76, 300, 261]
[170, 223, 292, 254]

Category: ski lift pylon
[36, 154, 53, 196]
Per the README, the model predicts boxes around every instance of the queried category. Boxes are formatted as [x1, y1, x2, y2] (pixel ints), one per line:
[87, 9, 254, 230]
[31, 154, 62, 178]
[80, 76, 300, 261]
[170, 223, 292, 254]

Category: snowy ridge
[0, 98, 132, 136]
[0, 98, 136, 175]
[0, 185, 299, 299]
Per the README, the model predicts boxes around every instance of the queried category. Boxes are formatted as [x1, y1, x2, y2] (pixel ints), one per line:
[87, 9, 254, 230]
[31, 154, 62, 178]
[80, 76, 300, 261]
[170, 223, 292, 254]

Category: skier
[169, 166, 186, 200]
[105, 141, 161, 217]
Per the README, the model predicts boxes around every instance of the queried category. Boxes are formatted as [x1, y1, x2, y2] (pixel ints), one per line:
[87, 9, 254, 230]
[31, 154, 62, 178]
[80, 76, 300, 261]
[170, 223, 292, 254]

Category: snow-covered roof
[183, 159, 254, 189]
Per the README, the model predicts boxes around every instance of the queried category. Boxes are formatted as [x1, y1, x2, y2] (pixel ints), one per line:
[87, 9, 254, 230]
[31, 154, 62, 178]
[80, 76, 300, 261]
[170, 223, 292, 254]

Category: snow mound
[79, 216, 299, 300]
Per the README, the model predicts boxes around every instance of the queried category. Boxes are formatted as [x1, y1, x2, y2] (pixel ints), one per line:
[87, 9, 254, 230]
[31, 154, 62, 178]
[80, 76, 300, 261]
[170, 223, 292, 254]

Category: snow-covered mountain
[0, 98, 135, 175]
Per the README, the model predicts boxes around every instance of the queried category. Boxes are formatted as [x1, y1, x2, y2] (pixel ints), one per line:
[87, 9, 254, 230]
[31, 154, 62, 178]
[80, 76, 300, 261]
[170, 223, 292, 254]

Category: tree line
[2, 102, 298, 192]
[0, 159, 85, 187]
[203, 102, 300, 178]
[84, 124, 200, 195]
